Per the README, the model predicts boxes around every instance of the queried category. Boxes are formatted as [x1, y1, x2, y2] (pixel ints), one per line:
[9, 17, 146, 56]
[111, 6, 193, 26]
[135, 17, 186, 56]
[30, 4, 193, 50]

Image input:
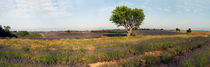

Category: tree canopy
[110, 6, 145, 36]
[0, 25, 16, 38]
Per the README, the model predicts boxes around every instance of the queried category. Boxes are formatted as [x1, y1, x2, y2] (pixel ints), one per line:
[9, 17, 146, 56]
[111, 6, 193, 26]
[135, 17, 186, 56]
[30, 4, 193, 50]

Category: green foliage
[187, 28, 192, 33]
[160, 53, 171, 64]
[193, 54, 208, 67]
[32, 53, 56, 63]
[110, 6, 145, 36]
[26, 33, 42, 37]
[47, 54, 82, 63]
[83, 55, 97, 63]
[120, 58, 141, 67]
[0, 51, 29, 59]
[181, 59, 195, 67]
[0, 25, 16, 37]
[22, 47, 30, 51]
[106, 50, 128, 61]
[176, 28, 180, 32]
[142, 55, 159, 67]
[0, 45, 5, 49]
[16, 31, 29, 37]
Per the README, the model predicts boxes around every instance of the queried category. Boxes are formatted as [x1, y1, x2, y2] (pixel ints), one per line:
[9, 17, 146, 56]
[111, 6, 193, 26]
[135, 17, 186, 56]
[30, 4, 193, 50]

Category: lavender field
[21, 30, 182, 39]
[0, 32, 209, 67]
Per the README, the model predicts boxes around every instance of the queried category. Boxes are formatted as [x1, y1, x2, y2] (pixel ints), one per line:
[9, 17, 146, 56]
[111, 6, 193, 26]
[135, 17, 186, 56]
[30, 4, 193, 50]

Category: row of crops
[0, 36, 209, 67]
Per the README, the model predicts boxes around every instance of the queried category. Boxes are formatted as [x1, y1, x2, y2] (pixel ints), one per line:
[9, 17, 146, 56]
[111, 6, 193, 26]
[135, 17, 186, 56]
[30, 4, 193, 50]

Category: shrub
[32, 53, 56, 63]
[187, 28, 192, 33]
[176, 28, 180, 32]
[141, 55, 159, 67]
[160, 53, 171, 64]
[22, 47, 30, 51]
[16, 31, 29, 37]
[181, 59, 194, 67]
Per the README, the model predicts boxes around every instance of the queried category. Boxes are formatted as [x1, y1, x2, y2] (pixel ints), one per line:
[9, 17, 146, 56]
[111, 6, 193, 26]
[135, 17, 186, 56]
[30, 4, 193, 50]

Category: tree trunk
[127, 28, 133, 36]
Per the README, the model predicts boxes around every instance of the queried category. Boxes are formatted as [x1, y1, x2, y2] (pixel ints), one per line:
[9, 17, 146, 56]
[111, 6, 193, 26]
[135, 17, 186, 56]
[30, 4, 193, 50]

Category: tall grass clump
[141, 55, 160, 67]
[120, 58, 141, 67]
[32, 53, 56, 63]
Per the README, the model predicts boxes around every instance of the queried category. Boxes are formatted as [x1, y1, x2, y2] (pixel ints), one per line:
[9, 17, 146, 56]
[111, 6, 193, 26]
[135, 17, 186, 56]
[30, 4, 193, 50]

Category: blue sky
[0, 0, 210, 31]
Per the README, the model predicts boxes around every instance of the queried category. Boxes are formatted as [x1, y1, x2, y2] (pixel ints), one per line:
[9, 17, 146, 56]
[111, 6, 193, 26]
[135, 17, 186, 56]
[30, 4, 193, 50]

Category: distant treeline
[0, 25, 17, 38]
[138, 28, 164, 30]
[65, 28, 164, 33]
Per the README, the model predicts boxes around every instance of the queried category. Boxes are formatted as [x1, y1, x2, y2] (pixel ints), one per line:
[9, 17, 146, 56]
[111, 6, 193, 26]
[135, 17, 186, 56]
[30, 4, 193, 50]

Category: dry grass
[0, 34, 208, 51]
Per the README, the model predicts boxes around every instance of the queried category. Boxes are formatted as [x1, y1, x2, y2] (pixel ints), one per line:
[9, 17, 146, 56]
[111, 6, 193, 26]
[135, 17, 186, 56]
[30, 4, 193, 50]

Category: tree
[0, 25, 16, 38]
[3, 26, 11, 32]
[187, 28, 192, 33]
[110, 6, 145, 36]
[176, 28, 180, 32]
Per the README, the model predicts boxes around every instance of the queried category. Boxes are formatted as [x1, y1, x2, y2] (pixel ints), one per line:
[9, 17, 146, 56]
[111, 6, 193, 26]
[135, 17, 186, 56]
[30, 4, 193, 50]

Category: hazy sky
[0, 0, 210, 31]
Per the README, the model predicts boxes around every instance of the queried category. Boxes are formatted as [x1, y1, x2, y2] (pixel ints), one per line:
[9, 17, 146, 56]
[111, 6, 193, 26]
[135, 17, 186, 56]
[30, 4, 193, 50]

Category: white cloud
[4, 0, 71, 18]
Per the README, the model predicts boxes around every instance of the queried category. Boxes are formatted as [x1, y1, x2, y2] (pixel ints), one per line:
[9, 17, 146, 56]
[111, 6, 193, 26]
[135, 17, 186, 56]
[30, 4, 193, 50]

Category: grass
[141, 55, 160, 67]
[0, 51, 30, 59]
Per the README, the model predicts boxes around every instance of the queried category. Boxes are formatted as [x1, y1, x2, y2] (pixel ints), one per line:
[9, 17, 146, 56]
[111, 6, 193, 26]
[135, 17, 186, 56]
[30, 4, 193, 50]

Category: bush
[16, 31, 29, 37]
[187, 28, 192, 33]
[0, 25, 17, 38]
[176, 28, 180, 32]
[181, 59, 194, 67]
[22, 47, 30, 51]
[32, 53, 56, 63]
[141, 55, 159, 67]
[160, 53, 171, 64]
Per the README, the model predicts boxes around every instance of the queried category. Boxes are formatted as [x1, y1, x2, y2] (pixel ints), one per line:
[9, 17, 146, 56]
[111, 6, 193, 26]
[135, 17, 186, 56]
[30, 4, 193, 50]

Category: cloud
[177, 0, 210, 14]
[4, 0, 71, 18]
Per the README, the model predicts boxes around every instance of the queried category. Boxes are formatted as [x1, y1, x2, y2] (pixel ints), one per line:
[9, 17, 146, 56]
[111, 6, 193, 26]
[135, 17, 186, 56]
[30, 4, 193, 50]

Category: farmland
[0, 30, 210, 67]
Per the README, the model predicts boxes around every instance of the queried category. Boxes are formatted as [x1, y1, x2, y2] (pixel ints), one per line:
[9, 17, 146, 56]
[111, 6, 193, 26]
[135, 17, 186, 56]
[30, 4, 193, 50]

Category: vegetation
[110, 6, 145, 36]
[0, 25, 16, 38]
[0, 34, 209, 67]
[187, 28, 192, 33]
[176, 28, 180, 32]
[91, 29, 126, 33]
[15, 31, 29, 37]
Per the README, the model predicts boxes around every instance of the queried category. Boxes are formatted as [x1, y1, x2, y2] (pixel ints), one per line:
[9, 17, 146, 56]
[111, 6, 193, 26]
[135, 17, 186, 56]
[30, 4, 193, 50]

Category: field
[22, 30, 181, 39]
[0, 30, 210, 67]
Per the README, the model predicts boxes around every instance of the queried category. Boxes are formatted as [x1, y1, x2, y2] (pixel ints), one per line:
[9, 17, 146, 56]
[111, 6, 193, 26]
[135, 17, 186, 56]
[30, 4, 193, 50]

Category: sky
[0, 0, 210, 31]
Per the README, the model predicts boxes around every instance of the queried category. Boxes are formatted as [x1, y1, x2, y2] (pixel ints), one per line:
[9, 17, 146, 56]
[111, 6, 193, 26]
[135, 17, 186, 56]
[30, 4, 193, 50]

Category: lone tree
[187, 28, 192, 33]
[176, 28, 180, 32]
[110, 6, 145, 36]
